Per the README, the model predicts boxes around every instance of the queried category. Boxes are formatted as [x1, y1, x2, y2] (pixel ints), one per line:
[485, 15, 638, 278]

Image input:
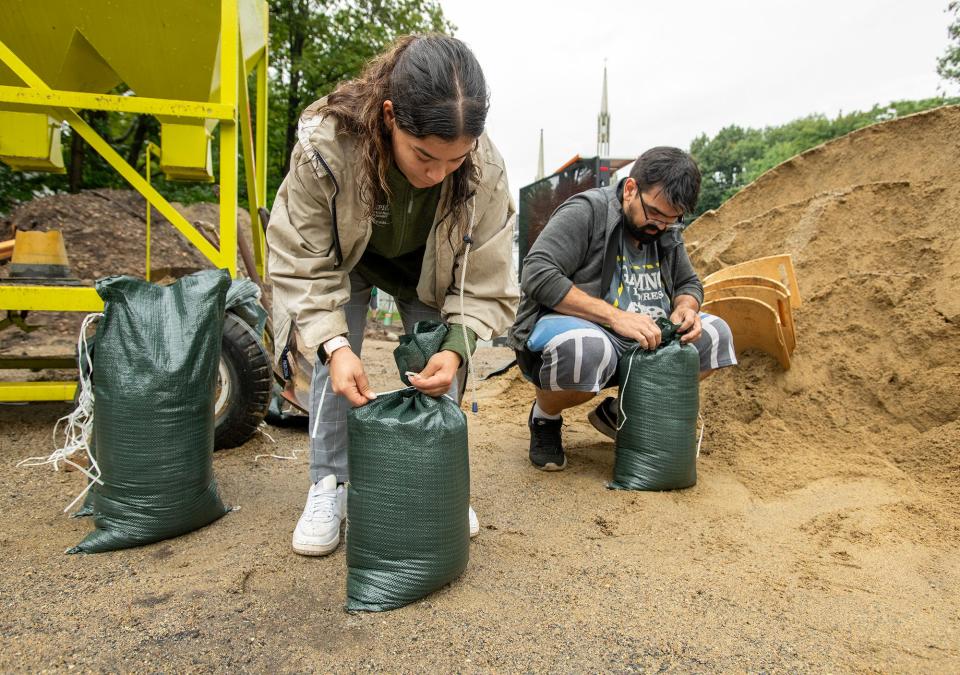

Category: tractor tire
[215, 311, 272, 450]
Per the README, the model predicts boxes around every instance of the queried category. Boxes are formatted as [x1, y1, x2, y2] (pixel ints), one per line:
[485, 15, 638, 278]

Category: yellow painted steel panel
[160, 122, 214, 182]
[0, 285, 103, 312]
[0, 381, 77, 402]
[0, 86, 234, 120]
[0, 1, 266, 101]
[0, 111, 65, 171]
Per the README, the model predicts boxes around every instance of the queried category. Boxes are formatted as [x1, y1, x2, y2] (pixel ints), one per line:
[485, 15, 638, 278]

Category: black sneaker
[528, 403, 567, 471]
[587, 396, 618, 440]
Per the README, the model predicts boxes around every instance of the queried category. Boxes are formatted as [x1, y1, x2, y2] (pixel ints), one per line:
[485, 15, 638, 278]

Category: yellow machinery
[0, 0, 269, 403]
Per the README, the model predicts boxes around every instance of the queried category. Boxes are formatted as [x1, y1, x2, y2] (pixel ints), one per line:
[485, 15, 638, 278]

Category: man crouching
[508, 147, 737, 470]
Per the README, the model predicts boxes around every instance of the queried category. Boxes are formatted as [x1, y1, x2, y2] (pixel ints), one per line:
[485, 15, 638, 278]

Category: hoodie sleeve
[519, 197, 594, 308]
[668, 240, 704, 307]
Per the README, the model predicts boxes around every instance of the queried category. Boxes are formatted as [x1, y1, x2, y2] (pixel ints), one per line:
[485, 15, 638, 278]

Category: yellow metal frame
[0, 0, 269, 402]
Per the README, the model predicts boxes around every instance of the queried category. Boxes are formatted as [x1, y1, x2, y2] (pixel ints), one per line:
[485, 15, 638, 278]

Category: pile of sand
[685, 105, 960, 506]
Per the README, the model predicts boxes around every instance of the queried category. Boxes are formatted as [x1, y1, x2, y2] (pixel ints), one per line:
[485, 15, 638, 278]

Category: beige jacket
[266, 98, 519, 362]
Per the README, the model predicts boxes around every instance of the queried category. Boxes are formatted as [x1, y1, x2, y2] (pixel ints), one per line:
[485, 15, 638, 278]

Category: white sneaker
[469, 506, 480, 539]
[292, 474, 346, 556]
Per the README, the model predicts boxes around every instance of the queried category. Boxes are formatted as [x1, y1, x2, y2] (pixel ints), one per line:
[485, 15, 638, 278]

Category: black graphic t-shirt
[605, 239, 671, 321]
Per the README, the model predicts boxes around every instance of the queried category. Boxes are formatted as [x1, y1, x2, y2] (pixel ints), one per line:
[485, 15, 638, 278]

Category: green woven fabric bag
[610, 319, 700, 491]
[393, 320, 447, 387]
[346, 322, 470, 612]
[68, 270, 232, 553]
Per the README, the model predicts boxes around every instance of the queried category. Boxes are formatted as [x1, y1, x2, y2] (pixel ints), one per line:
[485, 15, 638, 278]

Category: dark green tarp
[346, 322, 470, 612]
[610, 319, 700, 491]
[68, 270, 231, 553]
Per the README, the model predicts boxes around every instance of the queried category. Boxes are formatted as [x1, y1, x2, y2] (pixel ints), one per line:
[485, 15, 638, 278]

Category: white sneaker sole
[292, 531, 340, 557]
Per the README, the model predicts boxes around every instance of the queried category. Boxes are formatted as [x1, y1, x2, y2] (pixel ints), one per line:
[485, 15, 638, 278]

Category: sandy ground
[1, 339, 958, 672]
[2, 106, 960, 671]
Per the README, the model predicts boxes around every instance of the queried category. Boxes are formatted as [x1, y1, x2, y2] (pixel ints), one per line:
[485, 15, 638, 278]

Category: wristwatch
[318, 335, 350, 365]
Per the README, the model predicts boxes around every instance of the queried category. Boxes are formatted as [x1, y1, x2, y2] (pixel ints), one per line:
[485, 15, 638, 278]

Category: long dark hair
[320, 34, 489, 239]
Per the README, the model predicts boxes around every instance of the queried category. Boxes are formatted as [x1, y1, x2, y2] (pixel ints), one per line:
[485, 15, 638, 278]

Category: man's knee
[537, 328, 617, 392]
[694, 313, 738, 373]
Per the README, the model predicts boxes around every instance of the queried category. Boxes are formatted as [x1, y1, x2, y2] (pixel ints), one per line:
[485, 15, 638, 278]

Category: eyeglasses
[638, 194, 684, 228]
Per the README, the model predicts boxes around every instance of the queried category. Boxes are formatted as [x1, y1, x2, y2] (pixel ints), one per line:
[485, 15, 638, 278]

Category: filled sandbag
[610, 319, 700, 491]
[346, 321, 470, 612]
[68, 270, 231, 553]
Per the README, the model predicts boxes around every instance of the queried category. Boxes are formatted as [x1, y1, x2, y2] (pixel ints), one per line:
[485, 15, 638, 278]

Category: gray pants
[309, 271, 463, 484]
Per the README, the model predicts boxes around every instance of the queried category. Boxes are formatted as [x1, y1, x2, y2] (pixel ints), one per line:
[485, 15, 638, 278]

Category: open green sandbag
[69, 270, 231, 553]
[346, 321, 470, 612]
[610, 319, 700, 491]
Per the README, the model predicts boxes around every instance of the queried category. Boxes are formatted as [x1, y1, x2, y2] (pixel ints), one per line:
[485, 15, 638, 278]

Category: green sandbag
[610, 319, 700, 491]
[393, 320, 448, 387]
[225, 277, 268, 335]
[346, 322, 470, 612]
[68, 270, 232, 553]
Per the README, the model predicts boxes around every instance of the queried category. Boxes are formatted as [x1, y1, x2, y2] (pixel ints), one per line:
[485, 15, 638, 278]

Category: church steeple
[597, 61, 610, 157]
[536, 128, 545, 180]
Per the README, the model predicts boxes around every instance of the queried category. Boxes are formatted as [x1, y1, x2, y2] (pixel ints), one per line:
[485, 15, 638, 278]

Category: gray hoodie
[508, 181, 703, 351]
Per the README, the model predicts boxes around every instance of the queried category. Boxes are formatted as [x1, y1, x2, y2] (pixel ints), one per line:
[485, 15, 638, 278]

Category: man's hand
[409, 350, 461, 397]
[670, 304, 702, 344]
[610, 310, 662, 350]
[328, 348, 377, 406]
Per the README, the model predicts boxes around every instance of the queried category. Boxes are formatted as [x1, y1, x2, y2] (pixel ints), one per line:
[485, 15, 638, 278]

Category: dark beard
[623, 217, 664, 245]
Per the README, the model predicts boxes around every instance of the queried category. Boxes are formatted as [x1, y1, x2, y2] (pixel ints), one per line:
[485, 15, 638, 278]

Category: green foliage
[688, 97, 960, 218]
[266, 0, 452, 202]
[0, 1, 450, 216]
[938, 1, 960, 87]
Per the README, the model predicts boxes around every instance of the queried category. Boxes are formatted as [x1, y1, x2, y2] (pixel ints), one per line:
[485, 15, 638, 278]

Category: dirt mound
[686, 105, 960, 510]
[0, 189, 257, 359]
[1, 188, 254, 282]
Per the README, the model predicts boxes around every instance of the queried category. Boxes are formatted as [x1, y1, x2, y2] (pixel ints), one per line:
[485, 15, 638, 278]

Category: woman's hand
[409, 350, 461, 397]
[328, 348, 377, 406]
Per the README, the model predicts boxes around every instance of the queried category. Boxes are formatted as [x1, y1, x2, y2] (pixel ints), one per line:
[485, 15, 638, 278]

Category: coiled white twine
[615, 348, 706, 457]
[17, 313, 104, 513]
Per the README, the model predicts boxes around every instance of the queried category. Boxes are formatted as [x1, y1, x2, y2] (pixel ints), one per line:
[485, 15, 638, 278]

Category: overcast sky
[438, 0, 956, 197]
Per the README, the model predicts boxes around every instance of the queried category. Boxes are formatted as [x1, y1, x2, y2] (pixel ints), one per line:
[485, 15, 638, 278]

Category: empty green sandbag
[610, 319, 700, 491]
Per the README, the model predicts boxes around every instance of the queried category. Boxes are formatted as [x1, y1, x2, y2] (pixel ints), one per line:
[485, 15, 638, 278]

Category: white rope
[696, 413, 705, 458]
[615, 348, 638, 432]
[309, 376, 330, 439]
[458, 199, 479, 414]
[17, 313, 104, 513]
[253, 418, 301, 462]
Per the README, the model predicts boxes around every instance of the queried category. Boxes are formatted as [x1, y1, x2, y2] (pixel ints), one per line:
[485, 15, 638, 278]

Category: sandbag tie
[16, 312, 104, 513]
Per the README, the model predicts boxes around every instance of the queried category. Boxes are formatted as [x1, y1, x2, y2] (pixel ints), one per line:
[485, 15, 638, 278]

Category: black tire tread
[215, 312, 272, 450]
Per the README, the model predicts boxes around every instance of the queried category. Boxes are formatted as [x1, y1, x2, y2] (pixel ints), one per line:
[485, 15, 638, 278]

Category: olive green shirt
[355, 163, 477, 362]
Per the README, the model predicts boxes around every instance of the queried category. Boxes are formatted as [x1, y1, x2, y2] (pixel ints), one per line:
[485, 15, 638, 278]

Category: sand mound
[693, 105, 960, 239]
[686, 104, 960, 509]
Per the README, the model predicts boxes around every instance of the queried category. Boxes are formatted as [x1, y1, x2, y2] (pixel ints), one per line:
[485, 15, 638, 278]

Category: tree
[0, 1, 451, 213]
[938, 1, 960, 89]
[267, 0, 452, 193]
